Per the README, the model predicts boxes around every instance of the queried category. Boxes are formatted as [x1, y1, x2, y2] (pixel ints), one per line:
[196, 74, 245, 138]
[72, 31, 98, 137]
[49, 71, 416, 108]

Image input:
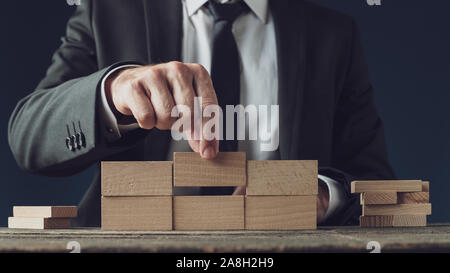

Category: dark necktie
[206, 0, 249, 152]
[201, 0, 249, 196]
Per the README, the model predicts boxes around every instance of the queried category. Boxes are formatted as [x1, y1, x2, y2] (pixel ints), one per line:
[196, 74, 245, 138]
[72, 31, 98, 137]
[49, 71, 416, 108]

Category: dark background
[0, 0, 449, 226]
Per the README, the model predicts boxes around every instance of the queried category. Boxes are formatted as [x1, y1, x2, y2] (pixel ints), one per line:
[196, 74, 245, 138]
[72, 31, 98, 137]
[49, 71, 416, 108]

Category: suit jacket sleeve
[320, 19, 396, 226]
[8, 2, 146, 177]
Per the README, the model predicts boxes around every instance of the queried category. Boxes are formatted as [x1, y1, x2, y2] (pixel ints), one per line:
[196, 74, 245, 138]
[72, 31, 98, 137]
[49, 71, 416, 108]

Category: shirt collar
[185, 0, 268, 24]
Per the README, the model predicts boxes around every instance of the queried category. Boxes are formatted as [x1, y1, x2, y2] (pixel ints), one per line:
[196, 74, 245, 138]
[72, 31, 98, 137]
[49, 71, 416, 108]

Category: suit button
[79, 132, 86, 147]
[75, 133, 81, 149]
[66, 137, 74, 151]
[70, 135, 76, 151]
[72, 134, 79, 149]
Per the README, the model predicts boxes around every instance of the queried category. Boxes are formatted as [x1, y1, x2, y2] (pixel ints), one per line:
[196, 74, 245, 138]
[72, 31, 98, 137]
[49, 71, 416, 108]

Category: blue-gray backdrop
[1, 0, 449, 226]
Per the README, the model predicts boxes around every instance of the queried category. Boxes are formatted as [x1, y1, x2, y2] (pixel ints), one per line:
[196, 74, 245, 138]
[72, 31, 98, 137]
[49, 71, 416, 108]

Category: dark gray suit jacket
[8, 0, 396, 227]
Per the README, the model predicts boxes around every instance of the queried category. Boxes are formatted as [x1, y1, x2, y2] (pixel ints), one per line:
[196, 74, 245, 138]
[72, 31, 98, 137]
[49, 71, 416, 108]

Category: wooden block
[422, 181, 430, 192]
[101, 197, 172, 231]
[398, 192, 429, 204]
[351, 180, 422, 193]
[360, 192, 397, 205]
[173, 152, 246, 187]
[245, 196, 316, 230]
[362, 203, 432, 216]
[101, 161, 172, 196]
[173, 196, 244, 230]
[8, 217, 71, 229]
[360, 215, 427, 227]
[13, 206, 77, 218]
[246, 160, 318, 196]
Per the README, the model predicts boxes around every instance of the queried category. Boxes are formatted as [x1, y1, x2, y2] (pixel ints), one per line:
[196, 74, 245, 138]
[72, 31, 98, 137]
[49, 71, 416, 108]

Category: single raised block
[360, 215, 427, 227]
[13, 206, 77, 218]
[174, 152, 246, 187]
[173, 196, 244, 230]
[360, 191, 397, 205]
[362, 203, 432, 216]
[8, 217, 71, 229]
[245, 196, 316, 230]
[101, 197, 172, 230]
[101, 161, 172, 196]
[351, 180, 422, 193]
[246, 160, 318, 196]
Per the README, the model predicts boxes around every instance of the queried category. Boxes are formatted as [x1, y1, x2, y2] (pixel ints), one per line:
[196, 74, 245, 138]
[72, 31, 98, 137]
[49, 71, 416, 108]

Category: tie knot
[206, 0, 249, 23]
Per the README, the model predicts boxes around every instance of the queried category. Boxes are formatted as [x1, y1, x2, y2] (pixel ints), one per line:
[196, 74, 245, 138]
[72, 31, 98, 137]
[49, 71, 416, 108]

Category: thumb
[186, 130, 219, 159]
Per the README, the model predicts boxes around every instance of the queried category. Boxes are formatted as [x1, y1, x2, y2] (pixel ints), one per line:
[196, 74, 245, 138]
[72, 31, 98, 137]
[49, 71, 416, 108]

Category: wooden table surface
[1, 224, 450, 253]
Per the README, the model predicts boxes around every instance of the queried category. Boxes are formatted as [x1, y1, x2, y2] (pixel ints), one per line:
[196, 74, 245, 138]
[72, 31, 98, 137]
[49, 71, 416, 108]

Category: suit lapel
[270, 0, 307, 160]
[142, 0, 183, 160]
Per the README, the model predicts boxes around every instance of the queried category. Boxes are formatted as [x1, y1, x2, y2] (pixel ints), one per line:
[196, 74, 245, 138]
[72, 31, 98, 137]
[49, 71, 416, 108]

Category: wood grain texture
[173, 152, 246, 187]
[13, 206, 77, 218]
[245, 196, 316, 230]
[4, 225, 450, 253]
[362, 203, 432, 216]
[360, 215, 427, 227]
[246, 160, 318, 196]
[101, 161, 172, 196]
[8, 217, 71, 229]
[398, 192, 429, 204]
[360, 192, 397, 205]
[101, 197, 172, 231]
[351, 180, 422, 193]
[173, 196, 244, 230]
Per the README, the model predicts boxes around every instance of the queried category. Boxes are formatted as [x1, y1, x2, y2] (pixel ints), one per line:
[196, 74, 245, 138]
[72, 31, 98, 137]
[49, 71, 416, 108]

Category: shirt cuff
[99, 64, 141, 142]
[318, 174, 346, 223]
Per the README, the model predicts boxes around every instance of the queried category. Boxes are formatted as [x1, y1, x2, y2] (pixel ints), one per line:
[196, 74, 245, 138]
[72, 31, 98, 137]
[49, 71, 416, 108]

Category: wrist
[317, 179, 330, 221]
[104, 68, 129, 119]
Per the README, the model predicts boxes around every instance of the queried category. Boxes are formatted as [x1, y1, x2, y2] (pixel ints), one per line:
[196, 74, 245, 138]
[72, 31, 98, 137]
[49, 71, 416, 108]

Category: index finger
[185, 63, 220, 159]
[185, 63, 218, 105]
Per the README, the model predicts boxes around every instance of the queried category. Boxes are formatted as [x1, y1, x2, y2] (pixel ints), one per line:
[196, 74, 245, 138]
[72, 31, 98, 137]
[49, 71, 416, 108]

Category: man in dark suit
[8, 0, 395, 227]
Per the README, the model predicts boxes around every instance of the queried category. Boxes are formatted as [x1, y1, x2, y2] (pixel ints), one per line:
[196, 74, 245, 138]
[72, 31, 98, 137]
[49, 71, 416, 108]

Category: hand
[105, 62, 219, 159]
[317, 179, 330, 223]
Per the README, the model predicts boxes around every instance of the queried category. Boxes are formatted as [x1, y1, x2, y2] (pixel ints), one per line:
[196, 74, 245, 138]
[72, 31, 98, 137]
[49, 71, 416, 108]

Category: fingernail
[202, 146, 216, 159]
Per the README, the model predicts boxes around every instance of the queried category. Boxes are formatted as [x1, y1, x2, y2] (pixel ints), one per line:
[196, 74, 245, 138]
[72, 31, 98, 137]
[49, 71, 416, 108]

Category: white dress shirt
[98, 0, 345, 223]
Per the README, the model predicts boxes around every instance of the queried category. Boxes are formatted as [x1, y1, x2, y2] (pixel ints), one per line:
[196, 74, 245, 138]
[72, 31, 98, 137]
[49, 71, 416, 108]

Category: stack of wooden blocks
[102, 161, 173, 230]
[101, 152, 318, 231]
[245, 160, 317, 230]
[8, 206, 78, 229]
[351, 180, 431, 227]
